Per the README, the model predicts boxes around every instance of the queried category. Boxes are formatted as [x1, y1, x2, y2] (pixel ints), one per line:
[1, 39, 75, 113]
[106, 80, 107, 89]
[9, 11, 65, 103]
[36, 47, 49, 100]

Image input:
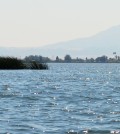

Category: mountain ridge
[0, 25, 120, 58]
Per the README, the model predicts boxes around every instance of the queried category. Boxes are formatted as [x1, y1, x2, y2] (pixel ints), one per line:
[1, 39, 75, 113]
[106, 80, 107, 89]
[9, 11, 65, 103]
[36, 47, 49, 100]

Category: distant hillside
[0, 25, 120, 58]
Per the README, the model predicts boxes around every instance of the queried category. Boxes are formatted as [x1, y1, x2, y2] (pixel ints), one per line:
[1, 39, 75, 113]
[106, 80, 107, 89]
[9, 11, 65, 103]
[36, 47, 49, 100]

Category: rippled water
[0, 63, 120, 134]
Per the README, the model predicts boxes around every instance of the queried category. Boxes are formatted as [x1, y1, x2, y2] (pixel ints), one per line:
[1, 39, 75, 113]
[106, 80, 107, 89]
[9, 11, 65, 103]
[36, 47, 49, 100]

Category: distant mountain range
[0, 25, 120, 58]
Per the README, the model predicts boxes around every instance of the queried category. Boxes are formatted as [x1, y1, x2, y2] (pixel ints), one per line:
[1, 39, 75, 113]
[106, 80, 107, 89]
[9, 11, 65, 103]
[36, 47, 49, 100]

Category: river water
[0, 63, 120, 134]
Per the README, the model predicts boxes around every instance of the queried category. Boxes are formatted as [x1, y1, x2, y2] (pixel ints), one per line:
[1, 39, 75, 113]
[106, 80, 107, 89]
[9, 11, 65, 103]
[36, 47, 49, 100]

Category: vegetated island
[0, 57, 48, 70]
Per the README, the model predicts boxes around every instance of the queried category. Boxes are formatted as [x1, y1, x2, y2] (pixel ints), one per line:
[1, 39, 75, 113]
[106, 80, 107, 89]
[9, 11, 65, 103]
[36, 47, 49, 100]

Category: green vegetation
[24, 54, 120, 63]
[0, 57, 48, 70]
[0, 54, 119, 70]
[0, 57, 25, 69]
[26, 61, 48, 70]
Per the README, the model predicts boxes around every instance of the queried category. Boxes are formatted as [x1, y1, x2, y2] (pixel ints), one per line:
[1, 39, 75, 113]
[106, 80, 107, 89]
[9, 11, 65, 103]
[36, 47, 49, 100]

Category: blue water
[0, 63, 119, 134]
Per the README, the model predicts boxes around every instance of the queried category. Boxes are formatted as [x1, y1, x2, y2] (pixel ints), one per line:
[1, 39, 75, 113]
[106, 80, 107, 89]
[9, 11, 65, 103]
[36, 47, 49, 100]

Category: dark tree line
[24, 54, 120, 63]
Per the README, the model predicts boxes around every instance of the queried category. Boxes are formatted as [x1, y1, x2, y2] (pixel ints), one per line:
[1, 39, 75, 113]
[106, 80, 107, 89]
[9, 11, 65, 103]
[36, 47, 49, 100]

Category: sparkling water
[0, 63, 119, 134]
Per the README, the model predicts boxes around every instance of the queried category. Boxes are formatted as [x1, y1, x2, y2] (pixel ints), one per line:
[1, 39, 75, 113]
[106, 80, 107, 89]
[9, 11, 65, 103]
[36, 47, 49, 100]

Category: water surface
[0, 63, 120, 134]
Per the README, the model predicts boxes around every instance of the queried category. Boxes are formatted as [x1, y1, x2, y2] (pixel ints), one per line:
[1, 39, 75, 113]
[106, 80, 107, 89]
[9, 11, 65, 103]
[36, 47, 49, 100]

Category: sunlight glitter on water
[0, 64, 119, 134]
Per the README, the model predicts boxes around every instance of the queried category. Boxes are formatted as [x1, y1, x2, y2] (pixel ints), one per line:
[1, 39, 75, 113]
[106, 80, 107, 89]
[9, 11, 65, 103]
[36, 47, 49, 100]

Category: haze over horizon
[0, 25, 120, 58]
[0, 0, 120, 48]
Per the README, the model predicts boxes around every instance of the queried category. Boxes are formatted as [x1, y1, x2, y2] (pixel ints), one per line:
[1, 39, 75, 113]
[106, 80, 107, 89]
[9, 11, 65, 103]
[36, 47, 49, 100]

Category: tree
[56, 56, 59, 61]
[95, 55, 108, 63]
[64, 54, 72, 62]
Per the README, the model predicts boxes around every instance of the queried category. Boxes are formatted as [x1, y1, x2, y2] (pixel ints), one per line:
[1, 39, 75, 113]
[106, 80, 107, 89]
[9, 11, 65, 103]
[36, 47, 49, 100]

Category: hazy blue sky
[0, 0, 120, 47]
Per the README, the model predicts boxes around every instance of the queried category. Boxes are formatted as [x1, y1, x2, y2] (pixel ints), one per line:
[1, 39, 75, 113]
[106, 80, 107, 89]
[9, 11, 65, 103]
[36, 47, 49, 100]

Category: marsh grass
[30, 61, 48, 70]
[0, 57, 48, 70]
[0, 57, 25, 69]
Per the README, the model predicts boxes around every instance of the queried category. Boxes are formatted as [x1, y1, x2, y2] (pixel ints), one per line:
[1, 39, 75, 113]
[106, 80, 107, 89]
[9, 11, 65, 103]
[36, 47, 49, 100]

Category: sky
[0, 0, 120, 47]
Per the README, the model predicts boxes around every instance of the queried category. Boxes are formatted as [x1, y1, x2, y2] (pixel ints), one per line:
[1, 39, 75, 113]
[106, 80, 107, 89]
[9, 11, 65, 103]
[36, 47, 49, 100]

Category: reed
[26, 61, 48, 70]
[0, 57, 25, 69]
[0, 57, 48, 70]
